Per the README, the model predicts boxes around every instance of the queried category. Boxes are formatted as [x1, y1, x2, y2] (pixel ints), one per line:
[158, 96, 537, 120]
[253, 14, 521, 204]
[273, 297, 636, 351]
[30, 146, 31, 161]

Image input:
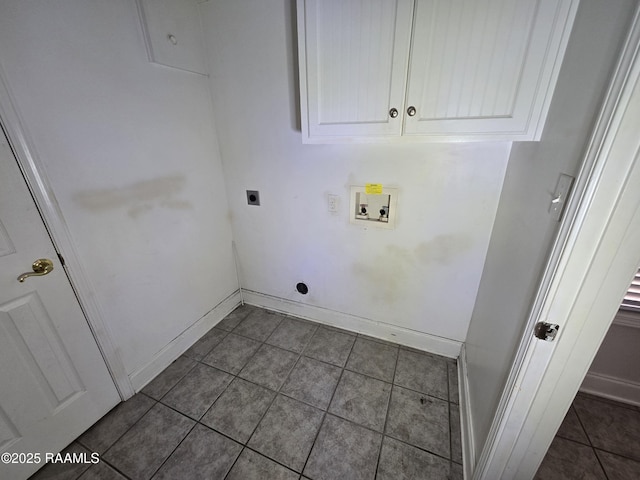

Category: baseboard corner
[129, 289, 241, 392]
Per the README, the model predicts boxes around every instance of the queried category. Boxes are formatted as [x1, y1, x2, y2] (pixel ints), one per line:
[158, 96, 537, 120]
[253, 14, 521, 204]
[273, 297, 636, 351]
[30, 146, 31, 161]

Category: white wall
[0, 0, 238, 382]
[200, 0, 510, 348]
[581, 310, 640, 405]
[464, 0, 637, 461]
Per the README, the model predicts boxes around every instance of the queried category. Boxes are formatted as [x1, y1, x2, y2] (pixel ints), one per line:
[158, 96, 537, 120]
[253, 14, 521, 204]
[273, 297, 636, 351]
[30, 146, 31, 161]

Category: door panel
[0, 293, 84, 413]
[0, 132, 120, 479]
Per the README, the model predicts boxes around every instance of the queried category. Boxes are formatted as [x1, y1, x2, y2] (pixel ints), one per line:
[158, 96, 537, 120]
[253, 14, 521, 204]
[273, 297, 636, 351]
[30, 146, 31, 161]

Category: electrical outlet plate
[246, 190, 260, 206]
[349, 186, 398, 229]
[328, 194, 339, 212]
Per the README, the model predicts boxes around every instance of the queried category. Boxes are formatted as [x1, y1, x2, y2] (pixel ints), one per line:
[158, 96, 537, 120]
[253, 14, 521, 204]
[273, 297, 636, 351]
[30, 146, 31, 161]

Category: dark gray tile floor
[535, 392, 640, 479]
[31, 305, 462, 480]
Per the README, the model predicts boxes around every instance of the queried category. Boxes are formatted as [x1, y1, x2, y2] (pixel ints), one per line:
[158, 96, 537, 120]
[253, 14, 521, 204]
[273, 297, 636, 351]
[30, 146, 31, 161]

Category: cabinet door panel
[298, 0, 414, 141]
[404, 0, 576, 140]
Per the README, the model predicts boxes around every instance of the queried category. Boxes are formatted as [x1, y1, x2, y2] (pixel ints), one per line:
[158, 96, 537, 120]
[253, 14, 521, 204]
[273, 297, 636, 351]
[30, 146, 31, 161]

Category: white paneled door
[0, 131, 119, 480]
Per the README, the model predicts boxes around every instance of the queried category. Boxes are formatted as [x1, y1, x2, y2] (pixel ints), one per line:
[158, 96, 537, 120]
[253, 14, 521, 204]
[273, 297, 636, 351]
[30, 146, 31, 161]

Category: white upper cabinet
[297, 0, 579, 143]
[298, 0, 414, 138]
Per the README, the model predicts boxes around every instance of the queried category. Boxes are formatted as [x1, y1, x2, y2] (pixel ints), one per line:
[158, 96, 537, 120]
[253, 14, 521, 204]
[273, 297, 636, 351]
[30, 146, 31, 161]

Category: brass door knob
[17, 258, 54, 283]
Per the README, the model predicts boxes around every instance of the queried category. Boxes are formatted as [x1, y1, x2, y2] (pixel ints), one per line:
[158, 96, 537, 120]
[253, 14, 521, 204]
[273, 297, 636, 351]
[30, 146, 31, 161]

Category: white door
[473, 10, 640, 478]
[0, 131, 120, 480]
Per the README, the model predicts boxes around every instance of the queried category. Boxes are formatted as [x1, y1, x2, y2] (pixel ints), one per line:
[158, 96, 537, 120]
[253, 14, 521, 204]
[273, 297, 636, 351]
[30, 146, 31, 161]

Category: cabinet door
[404, 0, 577, 141]
[298, 0, 414, 142]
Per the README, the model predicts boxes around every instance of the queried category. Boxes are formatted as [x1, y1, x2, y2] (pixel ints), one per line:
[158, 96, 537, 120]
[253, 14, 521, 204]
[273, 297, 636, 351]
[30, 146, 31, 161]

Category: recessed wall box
[137, 0, 208, 75]
[246, 190, 260, 205]
[349, 186, 398, 229]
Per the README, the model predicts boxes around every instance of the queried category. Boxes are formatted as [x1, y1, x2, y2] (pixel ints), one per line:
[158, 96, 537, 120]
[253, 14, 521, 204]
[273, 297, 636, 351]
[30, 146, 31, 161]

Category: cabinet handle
[389, 108, 398, 118]
[407, 106, 416, 117]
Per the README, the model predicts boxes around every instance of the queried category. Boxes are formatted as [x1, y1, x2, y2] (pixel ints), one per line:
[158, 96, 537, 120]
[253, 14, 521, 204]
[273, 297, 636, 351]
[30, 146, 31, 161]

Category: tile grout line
[385, 432, 460, 464]
[147, 421, 199, 479]
[194, 334, 317, 478]
[142, 355, 200, 402]
[577, 392, 640, 413]
[66, 450, 134, 480]
[77, 306, 459, 480]
[373, 341, 401, 479]
[154, 387, 258, 478]
[198, 334, 262, 374]
[221, 315, 310, 476]
[564, 404, 610, 480]
[573, 389, 640, 474]
[592, 446, 640, 465]
[182, 328, 229, 362]
[221, 446, 245, 480]
[447, 360, 461, 469]
[77, 395, 158, 474]
[98, 457, 133, 480]
[237, 323, 342, 474]
[211, 315, 450, 398]
[549, 435, 612, 480]
[296, 349, 449, 403]
[445, 362, 457, 473]
[592, 447, 610, 480]
[139, 314, 266, 480]
[221, 444, 302, 480]
[297, 333, 358, 477]
[216, 311, 285, 389]
[155, 368, 234, 422]
[198, 313, 455, 470]
[201, 319, 286, 444]
[572, 404, 597, 449]
[245, 303, 458, 360]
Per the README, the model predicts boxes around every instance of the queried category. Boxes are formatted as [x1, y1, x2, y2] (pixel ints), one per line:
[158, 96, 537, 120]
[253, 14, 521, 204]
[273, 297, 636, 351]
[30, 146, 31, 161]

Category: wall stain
[352, 234, 473, 304]
[414, 234, 473, 265]
[73, 175, 192, 218]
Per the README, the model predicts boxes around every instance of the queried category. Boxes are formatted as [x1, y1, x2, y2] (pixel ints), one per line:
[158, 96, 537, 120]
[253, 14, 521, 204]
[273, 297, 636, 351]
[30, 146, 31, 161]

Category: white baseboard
[458, 345, 475, 480]
[129, 289, 241, 393]
[242, 289, 462, 358]
[580, 372, 640, 407]
[612, 309, 640, 328]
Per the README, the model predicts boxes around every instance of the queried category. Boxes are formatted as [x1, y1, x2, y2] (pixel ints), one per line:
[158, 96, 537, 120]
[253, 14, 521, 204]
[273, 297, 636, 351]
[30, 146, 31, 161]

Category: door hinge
[57, 253, 65, 267]
[534, 322, 559, 341]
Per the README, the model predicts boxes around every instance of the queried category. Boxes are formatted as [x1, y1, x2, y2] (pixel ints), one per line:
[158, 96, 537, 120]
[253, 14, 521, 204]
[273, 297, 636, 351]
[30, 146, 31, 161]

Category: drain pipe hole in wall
[296, 282, 309, 295]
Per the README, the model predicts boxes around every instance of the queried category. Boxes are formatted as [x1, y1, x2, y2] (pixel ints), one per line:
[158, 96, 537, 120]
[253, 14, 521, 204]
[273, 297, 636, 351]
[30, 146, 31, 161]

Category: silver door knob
[389, 108, 398, 118]
[407, 106, 416, 116]
[17, 258, 54, 283]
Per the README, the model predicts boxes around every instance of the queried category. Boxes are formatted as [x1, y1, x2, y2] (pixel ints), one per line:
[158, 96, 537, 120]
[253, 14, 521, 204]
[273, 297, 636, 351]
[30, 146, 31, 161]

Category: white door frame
[0, 66, 134, 399]
[474, 5, 640, 479]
